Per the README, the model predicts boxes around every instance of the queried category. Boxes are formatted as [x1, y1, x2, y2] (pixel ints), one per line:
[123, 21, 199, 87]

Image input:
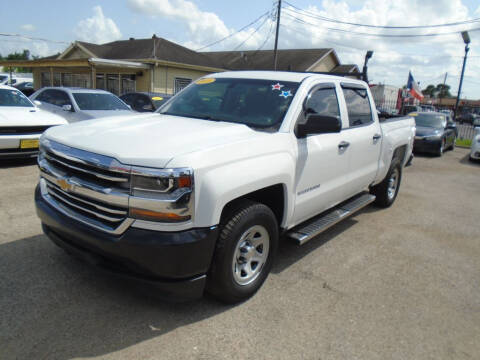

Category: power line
[195, 11, 270, 51]
[233, 11, 272, 51]
[282, 11, 480, 38]
[0, 33, 68, 44]
[283, 1, 480, 30]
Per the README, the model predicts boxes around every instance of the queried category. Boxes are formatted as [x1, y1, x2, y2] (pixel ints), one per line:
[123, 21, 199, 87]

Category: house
[0, 35, 359, 95]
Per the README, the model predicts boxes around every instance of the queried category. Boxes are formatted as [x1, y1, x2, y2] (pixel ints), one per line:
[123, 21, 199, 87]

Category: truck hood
[44, 114, 267, 168]
[0, 106, 67, 126]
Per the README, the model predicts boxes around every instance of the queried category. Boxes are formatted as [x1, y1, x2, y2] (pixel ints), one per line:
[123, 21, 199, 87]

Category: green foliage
[421, 83, 452, 98]
[0, 50, 36, 73]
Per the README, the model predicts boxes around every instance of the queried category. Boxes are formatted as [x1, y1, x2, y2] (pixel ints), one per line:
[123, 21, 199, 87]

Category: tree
[0, 50, 36, 73]
[435, 83, 452, 98]
[422, 84, 436, 97]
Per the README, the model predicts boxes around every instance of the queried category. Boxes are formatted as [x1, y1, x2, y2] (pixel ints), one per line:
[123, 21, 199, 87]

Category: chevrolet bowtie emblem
[58, 178, 72, 192]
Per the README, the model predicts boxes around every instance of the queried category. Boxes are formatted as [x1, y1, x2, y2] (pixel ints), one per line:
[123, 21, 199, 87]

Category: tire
[437, 138, 445, 157]
[206, 200, 279, 304]
[450, 138, 455, 151]
[371, 159, 402, 208]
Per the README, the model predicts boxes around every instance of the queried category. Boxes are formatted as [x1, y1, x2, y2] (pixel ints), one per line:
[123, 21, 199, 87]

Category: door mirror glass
[297, 114, 341, 137]
[34, 100, 42, 106]
[62, 104, 72, 112]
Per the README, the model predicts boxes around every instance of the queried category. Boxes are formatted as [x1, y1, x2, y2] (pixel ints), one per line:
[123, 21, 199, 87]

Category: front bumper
[413, 138, 442, 154]
[35, 185, 219, 300]
[0, 134, 40, 158]
[470, 148, 480, 160]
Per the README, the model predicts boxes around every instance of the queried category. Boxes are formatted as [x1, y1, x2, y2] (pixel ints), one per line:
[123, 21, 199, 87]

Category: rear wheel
[207, 201, 278, 304]
[371, 160, 402, 208]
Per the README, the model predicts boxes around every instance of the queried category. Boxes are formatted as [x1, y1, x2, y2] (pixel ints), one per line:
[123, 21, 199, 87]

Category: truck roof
[212, 70, 365, 84]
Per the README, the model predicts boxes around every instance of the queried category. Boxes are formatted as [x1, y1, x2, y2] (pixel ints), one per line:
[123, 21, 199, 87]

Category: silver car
[30, 87, 134, 122]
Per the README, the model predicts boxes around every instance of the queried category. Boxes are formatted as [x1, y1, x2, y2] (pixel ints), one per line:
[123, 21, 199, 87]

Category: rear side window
[342, 87, 373, 127]
[305, 87, 339, 118]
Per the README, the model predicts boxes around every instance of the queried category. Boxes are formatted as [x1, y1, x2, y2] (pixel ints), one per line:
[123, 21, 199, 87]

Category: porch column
[91, 66, 96, 89]
[118, 73, 121, 95]
[49, 67, 53, 86]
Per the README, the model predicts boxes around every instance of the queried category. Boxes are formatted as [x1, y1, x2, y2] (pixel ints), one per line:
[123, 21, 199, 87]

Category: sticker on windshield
[271, 83, 284, 91]
[409, 112, 418, 116]
[196, 78, 216, 85]
[152, 96, 163, 100]
[279, 90, 293, 98]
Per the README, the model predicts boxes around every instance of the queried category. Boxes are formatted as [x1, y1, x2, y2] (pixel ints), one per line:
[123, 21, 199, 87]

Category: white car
[470, 127, 480, 161]
[0, 85, 67, 158]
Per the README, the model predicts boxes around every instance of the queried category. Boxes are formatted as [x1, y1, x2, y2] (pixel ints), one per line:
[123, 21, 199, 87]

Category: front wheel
[371, 160, 402, 208]
[206, 201, 278, 303]
[437, 138, 445, 156]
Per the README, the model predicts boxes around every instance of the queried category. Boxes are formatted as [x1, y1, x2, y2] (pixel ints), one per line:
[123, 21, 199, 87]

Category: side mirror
[62, 104, 72, 112]
[34, 100, 42, 106]
[297, 114, 341, 138]
[446, 122, 456, 129]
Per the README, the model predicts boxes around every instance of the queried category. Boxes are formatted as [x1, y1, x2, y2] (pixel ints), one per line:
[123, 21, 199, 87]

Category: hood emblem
[58, 178, 73, 192]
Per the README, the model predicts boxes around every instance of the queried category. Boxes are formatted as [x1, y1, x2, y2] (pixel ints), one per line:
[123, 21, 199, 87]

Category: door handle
[338, 141, 350, 149]
[373, 133, 382, 141]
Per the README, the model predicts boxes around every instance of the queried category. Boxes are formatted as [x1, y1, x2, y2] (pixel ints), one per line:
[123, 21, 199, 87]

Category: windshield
[0, 88, 34, 107]
[412, 113, 446, 128]
[158, 77, 300, 128]
[72, 93, 130, 111]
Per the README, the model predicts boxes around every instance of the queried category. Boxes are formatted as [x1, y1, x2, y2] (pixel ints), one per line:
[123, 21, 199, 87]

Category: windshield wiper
[160, 112, 224, 122]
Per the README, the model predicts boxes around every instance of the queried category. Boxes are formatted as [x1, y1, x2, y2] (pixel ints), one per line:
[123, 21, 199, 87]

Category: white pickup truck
[35, 71, 415, 303]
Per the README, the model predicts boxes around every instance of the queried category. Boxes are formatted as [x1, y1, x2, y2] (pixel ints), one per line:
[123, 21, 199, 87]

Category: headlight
[129, 167, 194, 223]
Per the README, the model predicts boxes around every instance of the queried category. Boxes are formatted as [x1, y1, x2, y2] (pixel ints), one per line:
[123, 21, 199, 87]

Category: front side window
[0, 89, 34, 107]
[72, 93, 130, 111]
[50, 90, 72, 107]
[159, 78, 300, 129]
[305, 86, 340, 118]
[343, 87, 373, 127]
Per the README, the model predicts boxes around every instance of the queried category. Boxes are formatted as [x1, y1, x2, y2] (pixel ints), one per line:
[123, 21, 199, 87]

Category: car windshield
[0, 88, 34, 107]
[72, 93, 130, 111]
[158, 77, 300, 128]
[413, 113, 446, 128]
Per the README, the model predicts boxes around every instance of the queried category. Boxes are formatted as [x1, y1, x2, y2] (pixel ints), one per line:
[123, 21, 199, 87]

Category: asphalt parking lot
[1, 148, 479, 360]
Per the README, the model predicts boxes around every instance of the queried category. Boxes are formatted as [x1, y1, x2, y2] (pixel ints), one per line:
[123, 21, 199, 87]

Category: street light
[453, 31, 470, 121]
[362, 50, 374, 83]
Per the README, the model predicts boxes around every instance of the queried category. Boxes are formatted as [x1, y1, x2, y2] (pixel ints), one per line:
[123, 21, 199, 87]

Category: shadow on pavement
[0, 234, 232, 359]
[459, 153, 480, 167]
[0, 157, 37, 169]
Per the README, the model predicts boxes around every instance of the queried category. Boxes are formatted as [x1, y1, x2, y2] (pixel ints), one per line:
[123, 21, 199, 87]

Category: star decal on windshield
[279, 90, 293, 98]
[271, 83, 284, 91]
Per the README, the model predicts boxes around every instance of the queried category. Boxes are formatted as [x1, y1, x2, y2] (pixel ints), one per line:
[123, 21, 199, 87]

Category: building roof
[201, 48, 333, 71]
[74, 36, 216, 68]
[331, 64, 360, 73]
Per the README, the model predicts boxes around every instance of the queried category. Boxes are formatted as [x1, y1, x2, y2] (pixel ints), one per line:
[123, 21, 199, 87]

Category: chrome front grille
[38, 139, 134, 235]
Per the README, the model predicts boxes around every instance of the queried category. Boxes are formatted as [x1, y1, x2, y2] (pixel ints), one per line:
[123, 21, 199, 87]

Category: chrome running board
[288, 192, 376, 245]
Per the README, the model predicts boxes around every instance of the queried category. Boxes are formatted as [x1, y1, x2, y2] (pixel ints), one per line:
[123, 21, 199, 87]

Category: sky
[1, 0, 480, 99]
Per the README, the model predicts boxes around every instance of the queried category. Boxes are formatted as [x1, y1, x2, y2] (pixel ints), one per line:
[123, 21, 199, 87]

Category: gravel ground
[0, 148, 479, 360]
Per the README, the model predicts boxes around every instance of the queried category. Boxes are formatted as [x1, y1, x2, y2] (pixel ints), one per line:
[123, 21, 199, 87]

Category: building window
[62, 73, 73, 87]
[174, 77, 192, 94]
[121, 74, 136, 95]
[107, 74, 119, 95]
[96, 74, 105, 90]
[72, 74, 90, 88]
[53, 73, 61, 86]
[41, 72, 50, 87]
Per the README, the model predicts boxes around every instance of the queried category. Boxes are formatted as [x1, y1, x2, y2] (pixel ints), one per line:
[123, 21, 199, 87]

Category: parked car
[35, 71, 415, 303]
[469, 127, 480, 161]
[401, 105, 422, 115]
[13, 81, 35, 96]
[458, 113, 478, 124]
[120, 92, 171, 112]
[0, 85, 67, 158]
[421, 105, 435, 112]
[0, 76, 32, 86]
[473, 116, 480, 127]
[410, 111, 456, 156]
[439, 109, 453, 118]
[30, 87, 134, 122]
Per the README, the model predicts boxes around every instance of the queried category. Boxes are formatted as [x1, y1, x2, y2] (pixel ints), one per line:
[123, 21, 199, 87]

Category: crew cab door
[339, 83, 382, 195]
[292, 83, 351, 226]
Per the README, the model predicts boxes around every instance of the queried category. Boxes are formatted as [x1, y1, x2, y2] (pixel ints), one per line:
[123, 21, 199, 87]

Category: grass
[456, 138, 472, 148]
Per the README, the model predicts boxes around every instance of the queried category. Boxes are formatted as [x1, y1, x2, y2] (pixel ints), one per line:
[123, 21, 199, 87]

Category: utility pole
[454, 31, 470, 121]
[273, 0, 282, 70]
